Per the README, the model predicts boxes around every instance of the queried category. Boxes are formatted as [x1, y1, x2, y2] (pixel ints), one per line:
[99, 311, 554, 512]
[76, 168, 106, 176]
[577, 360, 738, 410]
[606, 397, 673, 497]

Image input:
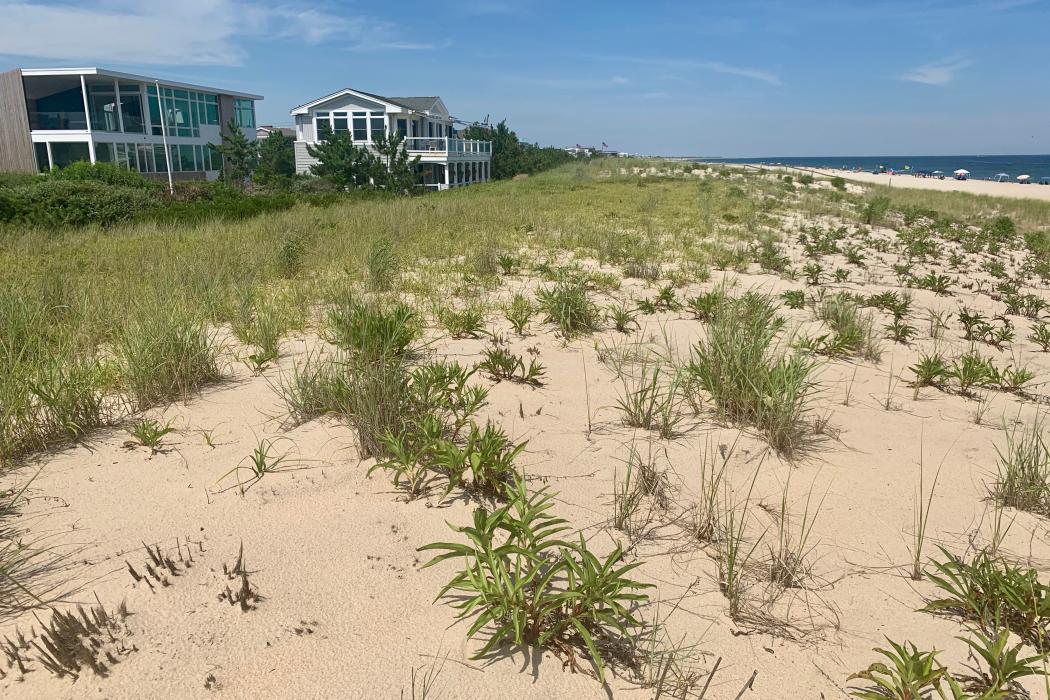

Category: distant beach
[748, 164, 1050, 202]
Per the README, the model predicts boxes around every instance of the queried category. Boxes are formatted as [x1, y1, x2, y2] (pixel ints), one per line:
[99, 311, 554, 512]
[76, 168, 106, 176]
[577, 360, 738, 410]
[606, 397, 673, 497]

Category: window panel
[370, 116, 384, 140]
[352, 116, 366, 141]
[153, 144, 167, 172]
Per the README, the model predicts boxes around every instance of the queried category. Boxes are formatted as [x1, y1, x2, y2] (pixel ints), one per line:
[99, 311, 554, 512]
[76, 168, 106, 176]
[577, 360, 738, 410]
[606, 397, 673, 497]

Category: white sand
[3, 215, 1050, 698]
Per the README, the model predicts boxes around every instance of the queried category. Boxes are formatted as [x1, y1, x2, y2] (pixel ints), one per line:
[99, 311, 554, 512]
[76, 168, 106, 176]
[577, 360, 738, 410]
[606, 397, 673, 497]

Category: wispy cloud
[587, 54, 781, 86]
[901, 56, 972, 86]
[0, 1, 432, 66]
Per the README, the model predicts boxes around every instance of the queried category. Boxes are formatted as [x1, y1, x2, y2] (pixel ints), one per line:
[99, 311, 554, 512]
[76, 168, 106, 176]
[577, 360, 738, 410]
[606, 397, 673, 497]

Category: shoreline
[728, 162, 1050, 202]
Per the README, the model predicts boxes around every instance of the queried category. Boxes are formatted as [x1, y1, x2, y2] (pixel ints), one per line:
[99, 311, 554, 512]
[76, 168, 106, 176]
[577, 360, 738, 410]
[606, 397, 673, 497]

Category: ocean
[694, 154, 1050, 182]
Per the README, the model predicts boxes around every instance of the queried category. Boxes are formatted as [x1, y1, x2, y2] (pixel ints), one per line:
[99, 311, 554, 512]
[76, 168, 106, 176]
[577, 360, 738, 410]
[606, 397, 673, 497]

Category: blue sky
[1, 0, 1047, 156]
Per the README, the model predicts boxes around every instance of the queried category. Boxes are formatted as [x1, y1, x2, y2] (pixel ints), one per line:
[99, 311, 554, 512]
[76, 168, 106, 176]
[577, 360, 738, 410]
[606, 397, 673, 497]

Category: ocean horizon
[692, 154, 1050, 181]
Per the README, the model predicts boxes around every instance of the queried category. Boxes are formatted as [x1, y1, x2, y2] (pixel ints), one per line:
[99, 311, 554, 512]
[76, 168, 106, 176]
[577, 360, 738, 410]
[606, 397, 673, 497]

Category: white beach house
[290, 88, 491, 189]
[0, 67, 261, 180]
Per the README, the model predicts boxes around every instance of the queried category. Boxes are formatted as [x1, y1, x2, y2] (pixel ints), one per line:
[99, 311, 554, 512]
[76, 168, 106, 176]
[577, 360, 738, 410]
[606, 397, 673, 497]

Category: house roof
[257, 125, 295, 137]
[19, 67, 263, 100]
[290, 88, 446, 117]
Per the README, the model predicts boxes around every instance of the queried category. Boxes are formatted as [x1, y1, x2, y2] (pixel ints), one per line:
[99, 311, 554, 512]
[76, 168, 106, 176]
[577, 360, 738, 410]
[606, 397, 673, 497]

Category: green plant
[496, 253, 520, 275]
[956, 628, 1045, 697]
[219, 439, 301, 494]
[477, 343, 545, 386]
[685, 289, 726, 321]
[924, 547, 1050, 646]
[1029, 323, 1050, 352]
[326, 298, 420, 363]
[438, 305, 486, 339]
[989, 416, 1050, 515]
[918, 273, 953, 296]
[116, 302, 223, 412]
[817, 293, 883, 362]
[833, 267, 851, 283]
[616, 365, 684, 439]
[950, 352, 994, 396]
[861, 195, 891, 226]
[536, 277, 601, 338]
[273, 351, 350, 426]
[688, 292, 817, 455]
[886, 318, 917, 345]
[126, 418, 176, 452]
[910, 353, 950, 389]
[802, 262, 824, 286]
[504, 294, 534, 334]
[370, 415, 445, 499]
[848, 639, 958, 700]
[780, 289, 805, 310]
[655, 284, 681, 311]
[419, 477, 651, 682]
[367, 237, 400, 291]
[606, 302, 639, 333]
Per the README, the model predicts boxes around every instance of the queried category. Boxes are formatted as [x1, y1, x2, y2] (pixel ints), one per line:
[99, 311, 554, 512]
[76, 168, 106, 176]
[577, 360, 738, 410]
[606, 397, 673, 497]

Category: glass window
[208, 145, 221, 171]
[34, 142, 49, 172]
[95, 142, 114, 163]
[153, 144, 167, 172]
[119, 84, 145, 134]
[205, 102, 219, 125]
[179, 144, 196, 171]
[234, 98, 255, 129]
[396, 118, 407, 136]
[370, 115, 384, 141]
[333, 112, 348, 132]
[87, 83, 119, 132]
[352, 115, 367, 141]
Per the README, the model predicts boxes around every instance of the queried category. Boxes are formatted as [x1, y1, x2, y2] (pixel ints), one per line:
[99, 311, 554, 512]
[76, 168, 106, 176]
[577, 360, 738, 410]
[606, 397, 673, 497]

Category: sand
[2, 202, 1050, 698]
[760, 164, 1050, 202]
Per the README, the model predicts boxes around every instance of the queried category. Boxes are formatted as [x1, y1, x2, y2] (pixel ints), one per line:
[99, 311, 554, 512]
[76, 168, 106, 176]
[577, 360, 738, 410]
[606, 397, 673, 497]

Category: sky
[1, 0, 1048, 157]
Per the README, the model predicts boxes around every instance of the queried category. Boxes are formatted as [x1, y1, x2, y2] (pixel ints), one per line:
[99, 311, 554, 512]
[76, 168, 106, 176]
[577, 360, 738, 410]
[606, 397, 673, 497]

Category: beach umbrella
[932, 170, 944, 175]
[1018, 174, 1031, 183]
[993, 173, 1010, 182]
[954, 169, 969, 175]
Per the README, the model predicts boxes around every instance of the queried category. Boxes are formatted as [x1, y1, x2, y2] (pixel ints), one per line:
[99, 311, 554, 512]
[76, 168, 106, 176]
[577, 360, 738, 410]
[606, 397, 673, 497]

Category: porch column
[79, 74, 96, 163]
[444, 162, 450, 188]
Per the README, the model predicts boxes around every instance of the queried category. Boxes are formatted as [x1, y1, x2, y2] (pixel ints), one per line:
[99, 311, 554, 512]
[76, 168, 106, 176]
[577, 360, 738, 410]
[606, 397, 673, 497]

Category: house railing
[403, 137, 491, 154]
[28, 110, 88, 130]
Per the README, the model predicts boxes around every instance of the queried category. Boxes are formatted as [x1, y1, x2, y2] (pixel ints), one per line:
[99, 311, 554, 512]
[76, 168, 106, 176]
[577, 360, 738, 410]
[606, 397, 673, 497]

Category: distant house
[0, 66, 261, 180]
[256, 125, 295, 140]
[290, 88, 492, 189]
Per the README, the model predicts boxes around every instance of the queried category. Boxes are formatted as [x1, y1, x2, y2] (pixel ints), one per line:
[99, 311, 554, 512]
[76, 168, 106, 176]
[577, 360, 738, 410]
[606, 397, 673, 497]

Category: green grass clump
[989, 417, 1050, 515]
[326, 296, 420, 363]
[536, 277, 601, 338]
[816, 293, 883, 362]
[116, 302, 222, 412]
[419, 476, 651, 682]
[688, 291, 818, 455]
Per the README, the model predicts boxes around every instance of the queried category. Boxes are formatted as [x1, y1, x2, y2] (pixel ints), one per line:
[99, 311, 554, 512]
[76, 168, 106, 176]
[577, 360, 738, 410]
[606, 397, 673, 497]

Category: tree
[460, 120, 572, 180]
[209, 118, 257, 188]
[305, 127, 378, 189]
[254, 130, 295, 186]
[371, 132, 421, 193]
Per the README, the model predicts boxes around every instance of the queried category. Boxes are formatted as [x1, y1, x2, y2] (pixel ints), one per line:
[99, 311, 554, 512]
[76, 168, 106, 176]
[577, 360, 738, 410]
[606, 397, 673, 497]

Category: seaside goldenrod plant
[420, 476, 651, 682]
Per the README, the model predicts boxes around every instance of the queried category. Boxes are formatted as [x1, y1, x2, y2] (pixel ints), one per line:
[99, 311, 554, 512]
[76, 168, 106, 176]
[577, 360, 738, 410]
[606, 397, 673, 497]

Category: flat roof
[20, 67, 263, 100]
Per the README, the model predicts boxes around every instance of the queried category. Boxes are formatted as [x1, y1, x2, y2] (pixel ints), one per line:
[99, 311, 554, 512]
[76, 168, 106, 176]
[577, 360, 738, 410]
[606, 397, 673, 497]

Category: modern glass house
[290, 88, 491, 190]
[0, 67, 261, 180]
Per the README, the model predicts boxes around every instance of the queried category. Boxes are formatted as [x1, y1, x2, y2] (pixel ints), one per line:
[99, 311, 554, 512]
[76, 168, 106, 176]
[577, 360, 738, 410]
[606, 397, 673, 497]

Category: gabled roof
[290, 88, 447, 117]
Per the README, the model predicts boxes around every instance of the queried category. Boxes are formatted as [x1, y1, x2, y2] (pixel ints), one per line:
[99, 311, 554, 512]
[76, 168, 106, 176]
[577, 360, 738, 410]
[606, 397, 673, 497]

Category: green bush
[0, 179, 159, 227]
[48, 161, 156, 189]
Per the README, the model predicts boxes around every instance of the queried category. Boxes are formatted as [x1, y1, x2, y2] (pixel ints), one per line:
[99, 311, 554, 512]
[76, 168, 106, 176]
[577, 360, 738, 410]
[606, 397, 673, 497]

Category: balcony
[28, 110, 88, 131]
[403, 137, 491, 157]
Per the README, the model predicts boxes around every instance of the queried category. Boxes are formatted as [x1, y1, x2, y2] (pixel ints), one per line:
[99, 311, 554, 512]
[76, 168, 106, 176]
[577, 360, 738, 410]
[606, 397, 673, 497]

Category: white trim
[21, 67, 262, 100]
[291, 88, 417, 116]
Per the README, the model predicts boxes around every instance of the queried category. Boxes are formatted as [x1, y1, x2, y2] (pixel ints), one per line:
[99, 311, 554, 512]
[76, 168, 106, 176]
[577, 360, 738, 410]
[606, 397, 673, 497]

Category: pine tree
[209, 119, 258, 188]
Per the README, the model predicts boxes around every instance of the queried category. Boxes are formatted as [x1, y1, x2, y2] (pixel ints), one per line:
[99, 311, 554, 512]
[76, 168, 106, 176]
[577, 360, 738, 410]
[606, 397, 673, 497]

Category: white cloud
[0, 1, 431, 66]
[587, 54, 781, 86]
[901, 56, 972, 86]
[611, 76, 630, 85]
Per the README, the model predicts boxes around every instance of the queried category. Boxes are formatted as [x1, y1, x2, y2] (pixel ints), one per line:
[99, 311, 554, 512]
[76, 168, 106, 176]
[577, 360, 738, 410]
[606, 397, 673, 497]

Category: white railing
[403, 137, 491, 154]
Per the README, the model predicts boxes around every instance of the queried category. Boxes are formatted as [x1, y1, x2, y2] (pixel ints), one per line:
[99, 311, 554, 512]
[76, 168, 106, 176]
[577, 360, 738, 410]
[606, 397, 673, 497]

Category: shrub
[367, 237, 400, 291]
[419, 477, 651, 682]
[830, 176, 846, 191]
[0, 180, 159, 227]
[47, 161, 155, 189]
[687, 292, 818, 454]
[816, 293, 883, 362]
[861, 195, 891, 226]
